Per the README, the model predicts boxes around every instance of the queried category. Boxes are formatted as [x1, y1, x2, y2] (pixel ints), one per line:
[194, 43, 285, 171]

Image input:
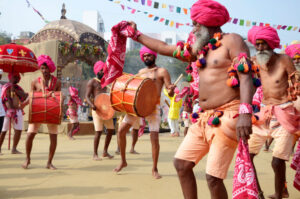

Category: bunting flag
[25, 0, 49, 23]
[108, 0, 300, 33]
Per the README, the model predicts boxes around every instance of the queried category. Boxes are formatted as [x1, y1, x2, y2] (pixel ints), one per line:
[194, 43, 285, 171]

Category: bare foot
[46, 163, 57, 170]
[11, 149, 22, 154]
[22, 160, 30, 169]
[263, 148, 269, 152]
[152, 170, 162, 179]
[93, 155, 102, 161]
[129, 150, 139, 154]
[102, 152, 114, 159]
[268, 190, 289, 199]
[114, 162, 127, 172]
[115, 150, 120, 155]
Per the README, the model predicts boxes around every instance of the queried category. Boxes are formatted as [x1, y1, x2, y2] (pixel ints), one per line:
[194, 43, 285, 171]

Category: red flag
[233, 140, 259, 199]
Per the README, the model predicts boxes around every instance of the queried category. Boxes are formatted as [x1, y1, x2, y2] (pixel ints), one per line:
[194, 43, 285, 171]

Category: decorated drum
[110, 73, 158, 117]
[94, 93, 115, 120]
[29, 91, 63, 124]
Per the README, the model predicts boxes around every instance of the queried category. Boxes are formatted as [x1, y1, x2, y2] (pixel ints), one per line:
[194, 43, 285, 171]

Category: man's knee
[206, 174, 223, 188]
[173, 158, 194, 174]
[272, 157, 285, 170]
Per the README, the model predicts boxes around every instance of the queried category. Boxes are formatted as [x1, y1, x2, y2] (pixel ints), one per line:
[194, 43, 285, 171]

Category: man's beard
[295, 63, 300, 71]
[256, 50, 273, 67]
[97, 72, 104, 80]
[144, 59, 155, 67]
[192, 26, 210, 51]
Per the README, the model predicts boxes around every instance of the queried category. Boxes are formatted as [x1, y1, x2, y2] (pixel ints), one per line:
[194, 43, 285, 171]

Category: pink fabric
[37, 55, 56, 73]
[100, 21, 139, 88]
[72, 126, 80, 136]
[8, 73, 21, 81]
[291, 138, 300, 191]
[68, 86, 82, 105]
[175, 87, 190, 102]
[190, 0, 230, 27]
[93, 61, 107, 76]
[233, 140, 259, 199]
[1, 83, 25, 111]
[174, 87, 179, 94]
[190, 62, 199, 96]
[139, 46, 157, 61]
[285, 44, 300, 58]
[247, 26, 280, 49]
[138, 118, 146, 137]
[252, 86, 263, 107]
[256, 103, 300, 134]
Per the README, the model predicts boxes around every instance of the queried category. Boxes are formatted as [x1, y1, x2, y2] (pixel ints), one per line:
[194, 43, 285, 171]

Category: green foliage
[81, 61, 94, 80]
[0, 31, 12, 45]
[123, 49, 187, 82]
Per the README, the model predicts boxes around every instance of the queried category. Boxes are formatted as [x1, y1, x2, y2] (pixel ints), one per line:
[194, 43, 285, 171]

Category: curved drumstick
[174, 74, 183, 86]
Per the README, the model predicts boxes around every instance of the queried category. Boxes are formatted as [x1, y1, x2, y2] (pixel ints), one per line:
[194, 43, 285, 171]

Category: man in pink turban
[0, 72, 28, 155]
[22, 54, 61, 170]
[247, 26, 300, 199]
[115, 0, 255, 197]
[115, 44, 176, 180]
[286, 44, 300, 71]
[85, 60, 115, 161]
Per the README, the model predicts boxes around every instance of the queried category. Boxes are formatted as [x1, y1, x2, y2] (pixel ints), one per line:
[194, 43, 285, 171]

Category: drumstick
[164, 99, 170, 108]
[174, 74, 183, 86]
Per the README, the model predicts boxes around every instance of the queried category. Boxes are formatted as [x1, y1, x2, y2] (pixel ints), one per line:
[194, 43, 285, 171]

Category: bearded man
[125, 0, 254, 198]
[248, 26, 300, 199]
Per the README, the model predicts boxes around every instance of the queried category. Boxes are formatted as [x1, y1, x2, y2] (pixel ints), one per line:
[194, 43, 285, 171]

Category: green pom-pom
[212, 117, 220, 125]
[186, 74, 192, 82]
[237, 64, 245, 72]
[209, 38, 217, 44]
[173, 50, 177, 57]
[180, 51, 185, 58]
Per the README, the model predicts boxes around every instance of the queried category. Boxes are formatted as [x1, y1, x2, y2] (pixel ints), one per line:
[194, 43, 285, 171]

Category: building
[82, 11, 105, 37]
[12, 31, 35, 45]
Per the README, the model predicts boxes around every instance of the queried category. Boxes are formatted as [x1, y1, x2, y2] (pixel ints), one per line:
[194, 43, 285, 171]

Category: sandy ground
[0, 133, 299, 199]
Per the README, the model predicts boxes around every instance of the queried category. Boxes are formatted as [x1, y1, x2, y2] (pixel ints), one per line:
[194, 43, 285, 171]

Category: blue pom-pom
[200, 58, 206, 66]
[253, 78, 261, 87]
[192, 112, 199, 119]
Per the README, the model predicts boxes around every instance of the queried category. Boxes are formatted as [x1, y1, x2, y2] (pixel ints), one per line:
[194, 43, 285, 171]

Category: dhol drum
[29, 91, 63, 124]
[110, 73, 158, 117]
[94, 93, 115, 120]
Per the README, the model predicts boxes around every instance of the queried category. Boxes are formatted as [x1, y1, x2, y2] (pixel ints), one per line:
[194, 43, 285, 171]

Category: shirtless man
[114, 46, 175, 179]
[124, 0, 254, 197]
[247, 26, 300, 199]
[85, 60, 114, 161]
[22, 55, 61, 170]
[0, 73, 28, 154]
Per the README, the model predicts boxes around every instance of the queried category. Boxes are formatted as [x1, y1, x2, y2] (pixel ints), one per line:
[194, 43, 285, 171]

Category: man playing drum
[22, 55, 61, 170]
[0, 72, 28, 154]
[85, 61, 114, 161]
[114, 46, 176, 179]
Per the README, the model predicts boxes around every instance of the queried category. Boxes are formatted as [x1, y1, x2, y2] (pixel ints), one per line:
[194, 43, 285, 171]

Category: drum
[94, 93, 115, 120]
[29, 91, 63, 124]
[110, 73, 158, 117]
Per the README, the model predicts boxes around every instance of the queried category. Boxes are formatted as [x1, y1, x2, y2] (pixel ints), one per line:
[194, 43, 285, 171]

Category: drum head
[95, 94, 115, 120]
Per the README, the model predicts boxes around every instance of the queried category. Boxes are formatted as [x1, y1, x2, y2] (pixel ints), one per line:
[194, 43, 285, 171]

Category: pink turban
[93, 61, 107, 76]
[247, 26, 280, 49]
[8, 72, 21, 81]
[139, 46, 157, 61]
[37, 55, 56, 73]
[285, 44, 300, 58]
[190, 0, 230, 27]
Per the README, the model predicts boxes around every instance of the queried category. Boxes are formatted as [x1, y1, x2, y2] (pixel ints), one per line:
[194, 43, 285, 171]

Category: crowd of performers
[0, 0, 300, 198]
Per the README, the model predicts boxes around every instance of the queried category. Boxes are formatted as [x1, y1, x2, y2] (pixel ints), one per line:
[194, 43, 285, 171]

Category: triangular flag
[293, 26, 298, 31]
[287, 26, 293, 31]
[252, 22, 257, 26]
[183, 8, 188, 15]
[131, 9, 136, 14]
[176, 7, 181, 13]
[154, 16, 159, 21]
[134, 0, 138, 2]
[141, 0, 145, 5]
[120, 4, 125, 10]
[169, 5, 174, 12]
[114, 1, 121, 3]
[277, 25, 282, 30]
[143, 11, 148, 14]
[246, 20, 251, 26]
[176, 23, 183, 28]
[127, 6, 132, 10]
[239, 19, 244, 26]
[170, 21, 174, 27]
[259, 22, 264, 26]
[147, 0, 152, 6]
[162, 3, 166, 8]
[265, 23, 270, 27]
[159, 18, 165, 22]
[154, 2, 159, 8]
[148, 14, 154, 18]
[165, 19, 169, 25]
[232, 18, 238, 24]
[281, 25, 287, 30]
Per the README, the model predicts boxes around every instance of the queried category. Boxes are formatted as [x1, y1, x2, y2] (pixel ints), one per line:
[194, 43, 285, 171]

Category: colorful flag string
[25, 0, 49, 23]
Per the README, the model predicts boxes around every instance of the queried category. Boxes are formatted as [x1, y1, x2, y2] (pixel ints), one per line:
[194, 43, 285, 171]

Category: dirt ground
[0, 133, 299, 199]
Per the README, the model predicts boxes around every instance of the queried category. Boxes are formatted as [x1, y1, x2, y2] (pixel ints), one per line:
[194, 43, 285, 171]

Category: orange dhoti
[174, 100, 239, 179]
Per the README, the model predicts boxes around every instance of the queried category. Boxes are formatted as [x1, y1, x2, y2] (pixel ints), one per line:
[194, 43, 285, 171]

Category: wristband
[239, 103, 253, 114]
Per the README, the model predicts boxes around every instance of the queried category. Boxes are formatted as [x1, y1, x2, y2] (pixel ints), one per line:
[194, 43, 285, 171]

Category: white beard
[295, 63, 300, 71]
[256, 50, 273, 66]
[192, 26, 210, 51]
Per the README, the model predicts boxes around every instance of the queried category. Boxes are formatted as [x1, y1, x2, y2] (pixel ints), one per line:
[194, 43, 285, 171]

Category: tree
[0, 31, 12, 45]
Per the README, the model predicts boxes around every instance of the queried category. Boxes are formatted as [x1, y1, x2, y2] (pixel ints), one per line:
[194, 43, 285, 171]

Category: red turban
[139, 46, 157, 61]
[37, 55, 56, 73]
[285, 44, 300, 58]
[190, 0, 230, 27]
[247, 26, 280, 49]
[93, 61, 107, 76]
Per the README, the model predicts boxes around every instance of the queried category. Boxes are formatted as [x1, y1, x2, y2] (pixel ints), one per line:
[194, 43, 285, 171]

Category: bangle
[239, 103, 253, 114]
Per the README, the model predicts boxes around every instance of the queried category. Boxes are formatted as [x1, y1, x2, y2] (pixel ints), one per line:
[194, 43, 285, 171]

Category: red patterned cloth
[291, 138, 300, 191]
[138, 118, 146, 137]
[101, 21, 140, 88]
[233, 140, 259, 199]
